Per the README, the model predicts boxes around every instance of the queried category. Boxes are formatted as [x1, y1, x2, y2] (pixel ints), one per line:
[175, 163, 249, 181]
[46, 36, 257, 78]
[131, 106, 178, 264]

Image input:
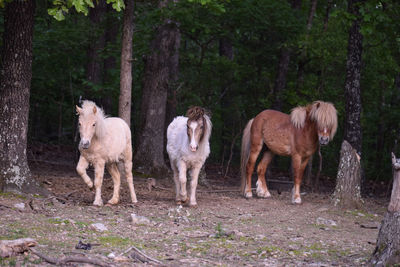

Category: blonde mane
[290, 106, 307, 129]
[290, 101, 338, 140]
[81, 100, 107, 140]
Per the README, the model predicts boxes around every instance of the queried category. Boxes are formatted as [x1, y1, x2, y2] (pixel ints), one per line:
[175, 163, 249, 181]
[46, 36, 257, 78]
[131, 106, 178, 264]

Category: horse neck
[301, 118, 319, 145]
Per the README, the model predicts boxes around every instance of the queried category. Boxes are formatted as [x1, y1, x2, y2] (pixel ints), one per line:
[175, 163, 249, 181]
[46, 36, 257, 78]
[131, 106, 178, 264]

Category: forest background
[2, 0, 400, 187]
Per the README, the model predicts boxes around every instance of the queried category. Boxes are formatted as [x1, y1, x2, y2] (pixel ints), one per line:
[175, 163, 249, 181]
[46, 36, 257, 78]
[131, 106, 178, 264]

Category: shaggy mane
[290, 106, 307, 129]
[186, 106, 205, 121]
[290, 101, 338, 140]
[309, 101, 338, 139]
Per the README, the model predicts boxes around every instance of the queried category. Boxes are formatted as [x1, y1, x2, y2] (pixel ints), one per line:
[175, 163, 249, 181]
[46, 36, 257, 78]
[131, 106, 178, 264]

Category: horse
[240, 101, 337, 204]
[166, 106, 212, 207]
[75, 100, 137, 206]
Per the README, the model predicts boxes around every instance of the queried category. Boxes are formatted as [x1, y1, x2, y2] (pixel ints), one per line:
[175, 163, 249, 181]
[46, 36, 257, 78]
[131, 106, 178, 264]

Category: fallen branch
[121, 245, 163, 265]
[0, 238, 37, 257]
[30, 248, 110, 267]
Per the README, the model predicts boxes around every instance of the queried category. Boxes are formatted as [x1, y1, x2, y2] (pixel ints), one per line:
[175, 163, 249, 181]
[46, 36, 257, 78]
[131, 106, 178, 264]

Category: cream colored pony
[76, 100, 137, 206]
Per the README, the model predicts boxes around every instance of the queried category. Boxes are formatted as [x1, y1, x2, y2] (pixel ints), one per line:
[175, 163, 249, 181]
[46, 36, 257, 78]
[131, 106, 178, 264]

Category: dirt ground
[0, 149, 388, 266]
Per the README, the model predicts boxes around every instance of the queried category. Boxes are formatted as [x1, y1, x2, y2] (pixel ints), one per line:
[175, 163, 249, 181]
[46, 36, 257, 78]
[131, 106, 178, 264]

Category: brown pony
[240, 101, 337, 204]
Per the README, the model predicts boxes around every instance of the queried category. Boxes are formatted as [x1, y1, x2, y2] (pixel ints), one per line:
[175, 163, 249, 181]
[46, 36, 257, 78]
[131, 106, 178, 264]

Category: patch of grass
[0, 226, 28, 240]
[0, 192, 26, 200]
[48, 218, 70, 225]
[346, 209, 375, 219]
[98, 236, 136, 248]
[257, 245, 282, 255]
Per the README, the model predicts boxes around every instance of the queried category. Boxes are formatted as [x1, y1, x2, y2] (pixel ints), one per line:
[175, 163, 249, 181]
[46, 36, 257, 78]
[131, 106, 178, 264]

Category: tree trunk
[271, 0, 302, 111]
[332, 140, 363, 208]
[0, 0, 48, 196]
[86, 0, 106, 93]
[118, 0, 135, 126]
[134, 0, 181, 176]
[272, 48, 291, 111]
[102, 5, 119, 112]
[343, 0, 364, 155]
[370, 153, 400, 266]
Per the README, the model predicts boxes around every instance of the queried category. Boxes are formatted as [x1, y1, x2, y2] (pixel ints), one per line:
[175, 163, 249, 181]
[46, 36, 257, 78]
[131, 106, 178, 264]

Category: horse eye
[78, 122, 81, 127]
[93, 123, 96, 127]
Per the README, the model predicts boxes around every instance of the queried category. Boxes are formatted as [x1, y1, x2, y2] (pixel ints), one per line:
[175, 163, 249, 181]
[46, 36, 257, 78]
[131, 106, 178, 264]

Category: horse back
[252, 110, 294, 156]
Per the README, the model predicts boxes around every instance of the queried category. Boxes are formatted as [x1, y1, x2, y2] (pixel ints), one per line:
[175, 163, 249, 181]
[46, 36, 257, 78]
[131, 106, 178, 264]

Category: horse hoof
[93, 200, 103, 206]
[258, 191, 271, 198]
[189, 203, 198, 208]
[108, 199, 119, 205]
[292, 198, 302, 205]
[244, 191, 253, 199]
[176, 200, 182, 205]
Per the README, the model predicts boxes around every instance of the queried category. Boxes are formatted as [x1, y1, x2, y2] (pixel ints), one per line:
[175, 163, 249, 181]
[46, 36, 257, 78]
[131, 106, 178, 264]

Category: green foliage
[48, 0, 124, 21]
[23, 0, 400, 183]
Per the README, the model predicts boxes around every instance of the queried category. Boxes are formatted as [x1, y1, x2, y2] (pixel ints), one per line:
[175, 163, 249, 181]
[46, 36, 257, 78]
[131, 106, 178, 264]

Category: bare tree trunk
[134, 0, 181, 176]
[118, 0, 134, 126]
[272, 49, 291, 111]
[343, 0, 364, 156]
[0, 0, 48, 195]
[272, 0, 302, 111]
[370, 153, 400, 266]
[86, 0, 106, 94]
[332, 141, 363, 208]
[102, 5, 119, 112]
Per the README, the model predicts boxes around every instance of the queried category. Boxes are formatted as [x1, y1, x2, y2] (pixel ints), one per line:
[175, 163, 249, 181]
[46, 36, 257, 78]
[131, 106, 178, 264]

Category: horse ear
[93, 106, 97, 114]
[76, 105, 82, 115]
[315, 102, 320, 109]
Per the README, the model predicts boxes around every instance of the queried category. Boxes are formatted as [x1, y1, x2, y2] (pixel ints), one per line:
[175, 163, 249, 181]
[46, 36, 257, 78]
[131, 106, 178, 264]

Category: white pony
[75, 100, 137, 206]
[167, 106, 212, 207]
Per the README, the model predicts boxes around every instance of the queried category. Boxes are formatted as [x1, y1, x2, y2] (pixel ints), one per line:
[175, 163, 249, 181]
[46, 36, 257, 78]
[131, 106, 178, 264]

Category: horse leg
[93, 161, 105, 206]
[76, 156, 93, 188]
[291, 155, 310, 204]
[245, 140, 263, 198]
[256, 151, 274, 198]
[177, 161, 188, 203]
[170, 162, 182, 204]
[106, 163, 121, 205]
[189, 165, 201, 207]
[124, 159, 138, 204]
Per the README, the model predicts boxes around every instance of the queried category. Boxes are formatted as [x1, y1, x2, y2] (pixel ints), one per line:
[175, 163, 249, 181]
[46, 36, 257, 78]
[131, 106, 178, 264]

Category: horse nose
[80, 140, 90, 149]
[190, 145, 198, 152]
[319, 136, 329, 145]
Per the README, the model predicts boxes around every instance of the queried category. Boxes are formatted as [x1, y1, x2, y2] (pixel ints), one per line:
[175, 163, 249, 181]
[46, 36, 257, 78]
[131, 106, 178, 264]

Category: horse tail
[240, 118, 254, 194]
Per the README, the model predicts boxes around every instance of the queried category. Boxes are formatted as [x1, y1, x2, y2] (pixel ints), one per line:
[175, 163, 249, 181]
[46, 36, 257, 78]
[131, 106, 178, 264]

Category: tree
[133, 0, 181, 175]
[332, 0, 365, 208]
[370, 153, 400, 266]
[118, 0, 134, 126]
[0, 0, 48, 195]
[271, 0, 302, 111]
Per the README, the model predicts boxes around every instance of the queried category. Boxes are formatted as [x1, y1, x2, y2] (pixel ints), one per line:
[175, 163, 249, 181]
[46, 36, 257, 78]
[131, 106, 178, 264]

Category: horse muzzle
[319, 136, 329, 146]
[190, 145, 198, 152]
[79, 140, 91, 149]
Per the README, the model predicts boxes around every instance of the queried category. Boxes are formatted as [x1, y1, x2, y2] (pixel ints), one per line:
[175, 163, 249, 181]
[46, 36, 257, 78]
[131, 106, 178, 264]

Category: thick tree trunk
[86, 0, 106, 91]
[343, 0, 364, 155]
[0, 0, 48, 195]
[134, 1, 181, 176]
[332, 141, 363, 208]
[118, 0, 135, 126]
[370, 153, 400, 266]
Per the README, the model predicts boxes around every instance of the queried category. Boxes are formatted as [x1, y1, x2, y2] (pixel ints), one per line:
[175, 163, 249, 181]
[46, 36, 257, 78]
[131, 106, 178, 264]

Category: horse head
[186, 106, 207, 152]
[309, 101, 338, 146]
[290, 101, 337, 146]
[76, 101, 103, 150]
